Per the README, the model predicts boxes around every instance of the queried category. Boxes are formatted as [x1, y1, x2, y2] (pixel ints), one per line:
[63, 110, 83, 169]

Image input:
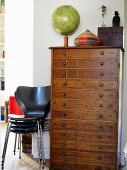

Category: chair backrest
[9, 96, 24, 115]
[15, 86, 50, 117]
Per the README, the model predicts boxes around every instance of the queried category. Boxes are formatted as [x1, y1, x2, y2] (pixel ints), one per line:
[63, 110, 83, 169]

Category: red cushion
[9, 96, 24, 115]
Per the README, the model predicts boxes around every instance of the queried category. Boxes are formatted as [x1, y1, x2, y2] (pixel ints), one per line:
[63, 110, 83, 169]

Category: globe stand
[64, 36, 68, 46]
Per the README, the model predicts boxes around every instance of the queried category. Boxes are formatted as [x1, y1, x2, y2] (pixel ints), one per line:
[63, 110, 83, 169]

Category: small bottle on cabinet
[112, 11, 120, 27]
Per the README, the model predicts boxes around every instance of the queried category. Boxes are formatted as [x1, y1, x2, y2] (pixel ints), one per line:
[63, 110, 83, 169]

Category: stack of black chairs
[1, 86, 50, 170]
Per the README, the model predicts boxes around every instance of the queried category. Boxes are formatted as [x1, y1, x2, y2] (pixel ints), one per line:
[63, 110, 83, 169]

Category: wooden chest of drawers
[50, 46, 121, 170]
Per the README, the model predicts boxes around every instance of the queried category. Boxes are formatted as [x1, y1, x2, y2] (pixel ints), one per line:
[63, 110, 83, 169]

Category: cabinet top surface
[49, 45, 123, 50]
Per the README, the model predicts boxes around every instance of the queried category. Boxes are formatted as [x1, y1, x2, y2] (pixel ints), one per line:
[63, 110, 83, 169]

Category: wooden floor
[0, 122, 49, 170]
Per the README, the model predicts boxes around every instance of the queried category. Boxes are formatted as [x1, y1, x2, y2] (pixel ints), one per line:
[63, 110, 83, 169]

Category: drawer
[52, 89, 118, 100]
[50, 158, 76, 170]
[77, 80, 118, 90]
[51, 130, 76, 140]
[77, 132, 117, 144]
[77, 121, 117, 133]
[52, 79, 77, 89]
[85, 100, 118, 110]
[78, 70, 118, 79]
[52, 79, 118, 90]
[52, 58, 118, 69]
[78, 48, 119, 58]
[77, 110, 118, 121]
[52, 69, 77, 78]
[51, 140, 76, 149]
[53, 48, 78, 58]
[78, 58, 118, 69]
[53, 59, 77, 68]
[51, 120, 77, 130]
[52, 99, 78, 110]
[50, 149, 76, 159]
[52, 110, 118, 121]
[77, 142, 117, 152]
[52, 69, 118, 79]
[53, 48, 119, 58]
[52, 110, 77, 119]
[76, 151, 117, 164]
[51, 120, 117, 133]
[76, 161, 117, 170]
[52, 99, 118, 111]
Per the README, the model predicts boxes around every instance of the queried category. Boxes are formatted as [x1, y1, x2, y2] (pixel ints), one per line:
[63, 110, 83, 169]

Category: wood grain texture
[50, 47, 120, 170]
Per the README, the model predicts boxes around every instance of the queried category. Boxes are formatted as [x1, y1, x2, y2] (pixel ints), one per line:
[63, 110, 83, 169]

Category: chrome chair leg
[19, 134, 22, 159]
[1, 122, 11, 169]
[13, 134, 22, 157]
[41, 131, 45, 163]
[41, 122, 46, 168]
[37, 121, 45, 169]
[18, 134, 20, 149]
[13, 133, 17, 155]
[2, 122, 10, 159]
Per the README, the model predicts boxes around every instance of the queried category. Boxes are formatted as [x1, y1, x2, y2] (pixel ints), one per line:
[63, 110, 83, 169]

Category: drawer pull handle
[61, 143, 65, 146]
[108, 156, 113, 159]
[99, 93, 103, 97]
[108, 125, 114, 129]
[100, 51, 104, 55]
[62, 112, 66, 117]
[100, 72, 104, 76]
[99, 104, 103, 107]
[62, 93, 66, 97]
[61, 163, 64, 167]
[98, 156, 102, 160]
[62, 103, 66, 107]
[62, 72, 66, 76]
[100, 62, 104, 65]
[63, 62, 66, 66]
[62, 152, 66, 156]
[63, 81, 67, 86]
[98, 135, 102, 139]
[62, 123, 66, 127]
[99, 114, 103, 118]
[100, 83, 103, 87]
[99, 125, 103, 129]
[98, 146, 102, 149]
[61, 143, 65, 148]
[62, 133, 66, 137]
[63, 51, 66, 55]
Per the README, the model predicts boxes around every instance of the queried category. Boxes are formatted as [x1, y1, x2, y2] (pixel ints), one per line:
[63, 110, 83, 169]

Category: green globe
[52, 5, 80, 36]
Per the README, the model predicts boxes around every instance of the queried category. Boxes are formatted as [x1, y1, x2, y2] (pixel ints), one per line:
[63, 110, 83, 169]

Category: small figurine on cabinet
[112, 11, 120, 27]
[99, 5, 107, 27]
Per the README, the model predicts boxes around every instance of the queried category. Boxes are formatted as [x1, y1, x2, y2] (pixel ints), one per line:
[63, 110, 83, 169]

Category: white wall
[33, 0, 124, 86]
[5, 0, 34, 98]
[5, 0, 124, 94]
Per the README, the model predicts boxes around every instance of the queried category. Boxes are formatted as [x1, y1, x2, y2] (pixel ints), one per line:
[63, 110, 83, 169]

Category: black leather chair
[1, 86, 50, 170]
